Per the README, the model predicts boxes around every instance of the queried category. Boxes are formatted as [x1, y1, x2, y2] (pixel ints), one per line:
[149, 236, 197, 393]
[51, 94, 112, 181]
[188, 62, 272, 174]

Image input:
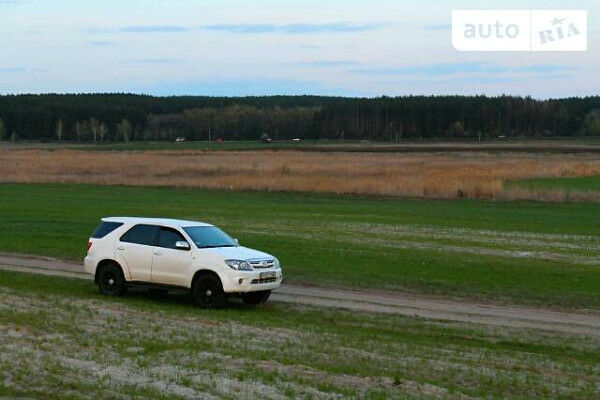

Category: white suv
[84, 217, 282, 308]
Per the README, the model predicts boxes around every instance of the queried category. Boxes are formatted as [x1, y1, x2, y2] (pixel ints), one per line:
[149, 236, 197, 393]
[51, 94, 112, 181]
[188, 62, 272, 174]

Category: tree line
[0, 94, 599, 142]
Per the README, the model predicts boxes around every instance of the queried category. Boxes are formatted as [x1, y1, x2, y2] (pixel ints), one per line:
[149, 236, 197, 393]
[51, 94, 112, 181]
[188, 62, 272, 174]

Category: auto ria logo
[452, 10, 587, 51]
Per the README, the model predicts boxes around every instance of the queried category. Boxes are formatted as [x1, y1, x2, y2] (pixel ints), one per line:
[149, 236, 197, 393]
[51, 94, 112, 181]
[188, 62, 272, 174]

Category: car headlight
[225, 259, 253, 271]
[274, 258, 281, 269]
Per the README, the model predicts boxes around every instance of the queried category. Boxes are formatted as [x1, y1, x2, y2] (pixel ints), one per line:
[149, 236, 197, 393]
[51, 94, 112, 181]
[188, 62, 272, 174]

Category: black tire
[192, 275, 226, 309]
[242, 290, 271, 305]
[97, 262, 126, 296]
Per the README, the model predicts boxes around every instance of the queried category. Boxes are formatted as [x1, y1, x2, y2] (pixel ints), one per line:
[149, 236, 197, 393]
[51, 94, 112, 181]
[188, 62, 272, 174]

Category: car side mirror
[234, 238, 239, 246]
[175, 241, 190, 250]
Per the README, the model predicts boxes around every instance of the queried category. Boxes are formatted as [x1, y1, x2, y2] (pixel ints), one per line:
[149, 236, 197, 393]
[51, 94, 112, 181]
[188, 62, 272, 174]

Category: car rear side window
[158, 228, 186, 249]
[120, 224, 159, 246]
[91, 221, 123, 238]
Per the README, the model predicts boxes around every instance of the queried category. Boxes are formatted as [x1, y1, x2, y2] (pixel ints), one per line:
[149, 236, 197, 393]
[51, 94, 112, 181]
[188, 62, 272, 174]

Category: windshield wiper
[197, 244, 236, 249]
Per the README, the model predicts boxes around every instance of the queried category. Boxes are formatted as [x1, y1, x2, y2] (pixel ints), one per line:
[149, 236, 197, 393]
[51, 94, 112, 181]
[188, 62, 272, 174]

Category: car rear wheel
[97, 263, 126, 296]
[192, 275, 226, 308]
[242, 290, 271, 305]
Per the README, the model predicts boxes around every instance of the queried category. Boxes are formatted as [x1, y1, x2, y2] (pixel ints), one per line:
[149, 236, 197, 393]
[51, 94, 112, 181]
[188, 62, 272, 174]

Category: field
[511, 175, 600, 192]
[1, 270, 599, 399]
[4, 138, 600, 152]
[2, 148, 600, 200]
[1, 183, 599, 309]
[1, 144, 599, 398]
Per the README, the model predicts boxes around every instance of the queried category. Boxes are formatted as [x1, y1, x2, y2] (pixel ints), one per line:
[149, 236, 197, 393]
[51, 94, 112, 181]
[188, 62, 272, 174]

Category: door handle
[116, 246, 125, 251]
[153, 250, 162, 256]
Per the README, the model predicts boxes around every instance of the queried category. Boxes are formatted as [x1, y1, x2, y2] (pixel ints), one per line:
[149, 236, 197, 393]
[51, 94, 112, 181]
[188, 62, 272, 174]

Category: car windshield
[183, 226, 237, 249]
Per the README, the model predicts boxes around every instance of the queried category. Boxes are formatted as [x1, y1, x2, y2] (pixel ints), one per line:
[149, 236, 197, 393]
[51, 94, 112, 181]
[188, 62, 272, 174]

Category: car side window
[120, 224, 159, 246]
[158, 227, 186, 249]
[91, 221, 123, 238]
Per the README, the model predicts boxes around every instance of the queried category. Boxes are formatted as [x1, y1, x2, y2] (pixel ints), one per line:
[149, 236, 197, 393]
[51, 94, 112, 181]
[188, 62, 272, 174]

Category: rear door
[117, 224, 159, 281]
[151, 227, 192, 286]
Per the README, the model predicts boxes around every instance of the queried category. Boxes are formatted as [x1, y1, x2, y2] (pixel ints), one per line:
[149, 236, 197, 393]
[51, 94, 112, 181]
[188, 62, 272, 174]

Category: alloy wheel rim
[199, 284, 216, 305]
[102, 272, 117, 292]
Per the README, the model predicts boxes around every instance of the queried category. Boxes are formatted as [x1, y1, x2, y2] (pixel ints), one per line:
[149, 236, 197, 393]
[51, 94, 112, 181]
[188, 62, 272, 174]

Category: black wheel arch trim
[191, 269, 223, 288]
[95, 259, 124, 284]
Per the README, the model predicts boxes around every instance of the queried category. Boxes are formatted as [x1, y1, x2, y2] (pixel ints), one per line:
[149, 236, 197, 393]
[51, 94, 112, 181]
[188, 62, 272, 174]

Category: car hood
[203, 246, 273, 260]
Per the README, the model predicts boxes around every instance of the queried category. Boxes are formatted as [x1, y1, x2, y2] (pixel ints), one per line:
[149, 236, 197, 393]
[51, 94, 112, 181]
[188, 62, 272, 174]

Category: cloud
[350, 62, 576, 76]
[88, 22, 386, 36]
[132, 78, 360, 97]
[511, 65, 576, 73]
[123, 58, 179, 64]
[120, 25, 189, 33]
[284, 22, 387, 34]
[203, 24, 275, 34]
[424, 23, 451, 31]
[299, 60, 361, 67]
[89, 25, 189, 34]
[446, 76, 520, 84]
[201, 22, 388, 34]
[0, 67, 26, 73]
[88, 40, 116, 46]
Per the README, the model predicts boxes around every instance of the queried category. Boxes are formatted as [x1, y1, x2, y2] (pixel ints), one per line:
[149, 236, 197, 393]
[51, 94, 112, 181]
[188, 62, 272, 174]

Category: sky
[0, 0, 598, 98]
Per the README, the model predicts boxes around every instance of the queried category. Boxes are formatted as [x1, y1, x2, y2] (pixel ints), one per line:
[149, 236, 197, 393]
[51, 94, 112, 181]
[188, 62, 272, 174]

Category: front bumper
[222, 269, 283, 293]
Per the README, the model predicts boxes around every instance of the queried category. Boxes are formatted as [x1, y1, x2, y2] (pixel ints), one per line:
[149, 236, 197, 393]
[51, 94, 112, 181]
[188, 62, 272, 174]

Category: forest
[0, 94, 599, 142]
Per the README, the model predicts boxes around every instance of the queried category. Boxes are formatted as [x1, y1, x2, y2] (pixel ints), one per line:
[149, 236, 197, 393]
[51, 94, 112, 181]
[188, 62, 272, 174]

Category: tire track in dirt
[1, 253, 599, 336]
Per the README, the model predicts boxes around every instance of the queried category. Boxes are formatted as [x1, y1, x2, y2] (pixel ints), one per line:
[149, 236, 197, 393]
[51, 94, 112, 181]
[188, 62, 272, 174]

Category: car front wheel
[192, 275, 226, 308]
[242, 290, 271, 305]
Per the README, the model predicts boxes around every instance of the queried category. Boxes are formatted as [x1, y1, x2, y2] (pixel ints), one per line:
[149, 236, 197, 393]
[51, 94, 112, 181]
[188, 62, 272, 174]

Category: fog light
[238, 279, 243, 284]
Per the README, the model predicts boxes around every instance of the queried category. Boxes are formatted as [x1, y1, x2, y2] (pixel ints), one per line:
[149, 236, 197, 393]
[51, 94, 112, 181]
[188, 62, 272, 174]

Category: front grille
[248, 259, 275, 269]
[251, 278, 277, 284]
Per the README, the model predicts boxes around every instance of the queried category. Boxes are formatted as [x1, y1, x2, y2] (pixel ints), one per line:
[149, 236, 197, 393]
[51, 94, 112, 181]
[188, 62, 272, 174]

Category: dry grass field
[2, 149, 600, 200]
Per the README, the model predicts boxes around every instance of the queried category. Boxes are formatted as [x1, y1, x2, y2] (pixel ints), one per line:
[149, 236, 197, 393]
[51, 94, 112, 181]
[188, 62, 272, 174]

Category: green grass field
[1, 270, 598, 399]
[1, 183, 598, 309]
[512, 175, 600, 193]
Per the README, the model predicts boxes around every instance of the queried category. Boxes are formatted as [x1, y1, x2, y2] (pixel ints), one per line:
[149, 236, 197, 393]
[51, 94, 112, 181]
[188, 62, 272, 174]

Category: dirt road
[1, 253, 599, 336]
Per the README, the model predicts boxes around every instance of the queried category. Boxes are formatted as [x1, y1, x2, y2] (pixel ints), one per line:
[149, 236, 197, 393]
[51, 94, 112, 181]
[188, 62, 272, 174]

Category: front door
[151, 227, 191, 286]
